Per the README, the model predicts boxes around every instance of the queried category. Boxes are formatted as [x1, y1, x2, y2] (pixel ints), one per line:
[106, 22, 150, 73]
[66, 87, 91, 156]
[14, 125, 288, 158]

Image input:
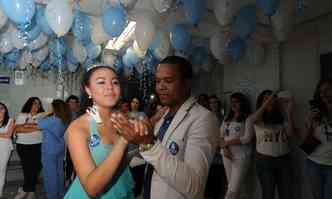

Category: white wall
[0, 69, 81, 118]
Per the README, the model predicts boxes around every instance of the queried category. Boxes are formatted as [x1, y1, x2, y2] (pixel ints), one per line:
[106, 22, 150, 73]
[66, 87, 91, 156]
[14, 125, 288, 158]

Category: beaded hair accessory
[86, 63, 116, 72]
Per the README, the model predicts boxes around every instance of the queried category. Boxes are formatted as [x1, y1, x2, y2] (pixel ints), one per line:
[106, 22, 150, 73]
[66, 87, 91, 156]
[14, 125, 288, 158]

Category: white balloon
[271, 0, 296, 42]
[245, 40, 265, 65]
[133, 40, 146, 58]
[45, 0, 74, 37]
[79, 0, 104, 16]
[101, 49, 116, 66]
[19, 50, 33, 70]
[192, 64, 200, 75]
[68, 63, 78, 72]
[210, 32, 228, 62]
[73, 40, 87, 63]
[32, 45, 49, 67]
[0, 31, 14, 54]
[201, 55, 213, 72]
[120, 0, 138, 10]
[0, 6, 8, 30]
[152, 0, 172, 13]
[153, 31, 170, 60]
[28, 33, 48, 50]
[134, 0, 155, 12]
[135, 15, 156, 52]
[213, 0, 249, 26]
[91, 17, 112, 45]
[10, 25, 27, 50]
[35, 45, 49, 63]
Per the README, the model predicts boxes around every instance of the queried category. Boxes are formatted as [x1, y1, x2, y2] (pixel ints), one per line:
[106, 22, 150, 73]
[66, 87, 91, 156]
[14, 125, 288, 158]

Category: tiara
[86, 63, 116, 72]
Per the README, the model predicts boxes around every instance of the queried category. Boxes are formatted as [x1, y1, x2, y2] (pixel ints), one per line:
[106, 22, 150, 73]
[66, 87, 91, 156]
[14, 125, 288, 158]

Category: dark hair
[0, 102, 10, 127]
[21, 97, 45, 113]
[66, 95, 79, 103]
[208, 95, 221, 109]
[79, 65, 119, 116]
[159, 56, 193, 80]
[256, 90, 284, 125]
[130, 96, 142, 112]
[198, 93, 209, 108]
[313, 78, 332, 119]
[225, 92, 251, 122]
[52, 99, 72, 126]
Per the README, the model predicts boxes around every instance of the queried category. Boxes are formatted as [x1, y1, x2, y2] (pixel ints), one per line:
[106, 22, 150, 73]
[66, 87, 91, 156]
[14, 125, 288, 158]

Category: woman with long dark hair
[0, 102, 15, 197]
[304, 78, 332, 199]
[252, 90, 297, 199]
[14, 97, 45, 199]
[220, 92, 252, 199]
[37, 99, 71, 199]
[64, 64, 150, 198]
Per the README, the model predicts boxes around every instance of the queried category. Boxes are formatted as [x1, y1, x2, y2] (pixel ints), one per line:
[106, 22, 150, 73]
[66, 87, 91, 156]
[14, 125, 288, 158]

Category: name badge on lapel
[169, 141, 179, 155]
[89, 134, 101, 147]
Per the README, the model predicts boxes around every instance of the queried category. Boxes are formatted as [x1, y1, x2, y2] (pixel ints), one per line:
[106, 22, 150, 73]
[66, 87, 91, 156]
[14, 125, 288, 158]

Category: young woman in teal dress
[64, 64, 151, 198]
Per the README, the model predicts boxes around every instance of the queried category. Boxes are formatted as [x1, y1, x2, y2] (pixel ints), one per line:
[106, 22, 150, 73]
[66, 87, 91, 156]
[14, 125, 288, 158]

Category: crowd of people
[0, 56, 331, 199]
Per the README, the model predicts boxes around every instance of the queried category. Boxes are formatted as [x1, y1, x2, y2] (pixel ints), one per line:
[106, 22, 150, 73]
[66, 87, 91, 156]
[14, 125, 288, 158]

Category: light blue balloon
[40, 60, 52, 72]
[149, 32, 161, 53]
[170, 24, 192, 53]
[73, 10, 91, 45]
[25, 21, 42, 41]
[36, 7, 55, 36]
[102, 6, 127, 37]
[66, 48, 79, 65]
[256, 0, 280, 17]
[48, 38, 66, 69]
[86, 43, 101, 59]
[183, 0, 206, 25]
[122, 47, 140, 68]
[232, 5, 257, 39]
[67, 63, 79, 73]
[226, 37, 246, 62]
[113, 55, 123, 73]
[191, 46, 208, 66]
[0, 0, 35, 24]
[4, 49, 21, 70]
[143, 50, 159, 74]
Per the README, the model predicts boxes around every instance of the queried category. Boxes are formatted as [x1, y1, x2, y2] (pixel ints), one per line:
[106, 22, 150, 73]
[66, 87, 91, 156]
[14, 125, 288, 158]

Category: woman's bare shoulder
[66, 114, 91, 139]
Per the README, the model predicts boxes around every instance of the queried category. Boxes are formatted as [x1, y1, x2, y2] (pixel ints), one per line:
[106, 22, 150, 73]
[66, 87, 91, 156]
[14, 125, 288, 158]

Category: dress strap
[89, 117, 99, 136]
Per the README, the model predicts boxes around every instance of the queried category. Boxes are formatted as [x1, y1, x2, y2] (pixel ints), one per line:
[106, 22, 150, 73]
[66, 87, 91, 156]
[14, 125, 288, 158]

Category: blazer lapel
[161, 97, 196, 145]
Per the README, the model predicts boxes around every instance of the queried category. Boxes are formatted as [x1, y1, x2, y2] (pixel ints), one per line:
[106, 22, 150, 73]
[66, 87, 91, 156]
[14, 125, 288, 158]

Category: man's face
[67, 99, 79, 112]
[155, 64, 187, 107]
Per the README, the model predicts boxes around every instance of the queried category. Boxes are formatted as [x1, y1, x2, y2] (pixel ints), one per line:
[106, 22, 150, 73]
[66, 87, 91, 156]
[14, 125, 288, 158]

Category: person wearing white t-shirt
[14, 97, 45, 199]
[304, 78, 332, 199]
[251, 90, 297, 199]
[0, 102, 15, 198]
[220, 92, 252, 199]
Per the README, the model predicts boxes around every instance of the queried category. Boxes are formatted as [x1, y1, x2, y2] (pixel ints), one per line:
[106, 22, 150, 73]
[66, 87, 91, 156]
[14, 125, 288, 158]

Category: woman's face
[262, 93, 275, 112]
[320, 82, 332, 106]
[31, 100, 41, 113]
[230, 97, 241, 113]
[0, 104, 6, 122]
[85, 68, 120, 108]
[131, 98, 140, 111]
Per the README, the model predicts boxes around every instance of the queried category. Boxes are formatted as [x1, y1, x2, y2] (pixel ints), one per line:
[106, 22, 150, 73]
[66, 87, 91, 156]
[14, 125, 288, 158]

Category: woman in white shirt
[251, 90, 297, 199]
[0, 102, 15, 197]
[14, 97, 45, 199]
[220, 92, 252, 199]
[304, 78, 332, 199]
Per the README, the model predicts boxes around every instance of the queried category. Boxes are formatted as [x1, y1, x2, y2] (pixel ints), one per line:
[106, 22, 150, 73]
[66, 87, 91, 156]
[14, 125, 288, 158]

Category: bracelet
[139, 143, 154, 152]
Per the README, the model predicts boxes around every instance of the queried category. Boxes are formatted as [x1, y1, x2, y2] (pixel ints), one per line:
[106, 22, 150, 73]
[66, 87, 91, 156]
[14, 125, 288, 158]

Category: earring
[88, 95, 92, 99]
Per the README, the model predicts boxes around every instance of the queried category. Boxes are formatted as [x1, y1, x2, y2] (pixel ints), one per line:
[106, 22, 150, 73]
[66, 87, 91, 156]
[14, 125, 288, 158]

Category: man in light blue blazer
[140, 56, 219, 199]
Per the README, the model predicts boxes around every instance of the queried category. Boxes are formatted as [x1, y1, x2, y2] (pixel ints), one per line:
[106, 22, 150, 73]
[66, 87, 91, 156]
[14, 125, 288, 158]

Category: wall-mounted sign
[0, 75, 10, 84]
[14, 70, 24, 85]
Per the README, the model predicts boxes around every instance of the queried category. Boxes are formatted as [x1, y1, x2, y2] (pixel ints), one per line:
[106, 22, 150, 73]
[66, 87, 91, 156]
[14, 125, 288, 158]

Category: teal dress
[64, 118, 134, 199]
